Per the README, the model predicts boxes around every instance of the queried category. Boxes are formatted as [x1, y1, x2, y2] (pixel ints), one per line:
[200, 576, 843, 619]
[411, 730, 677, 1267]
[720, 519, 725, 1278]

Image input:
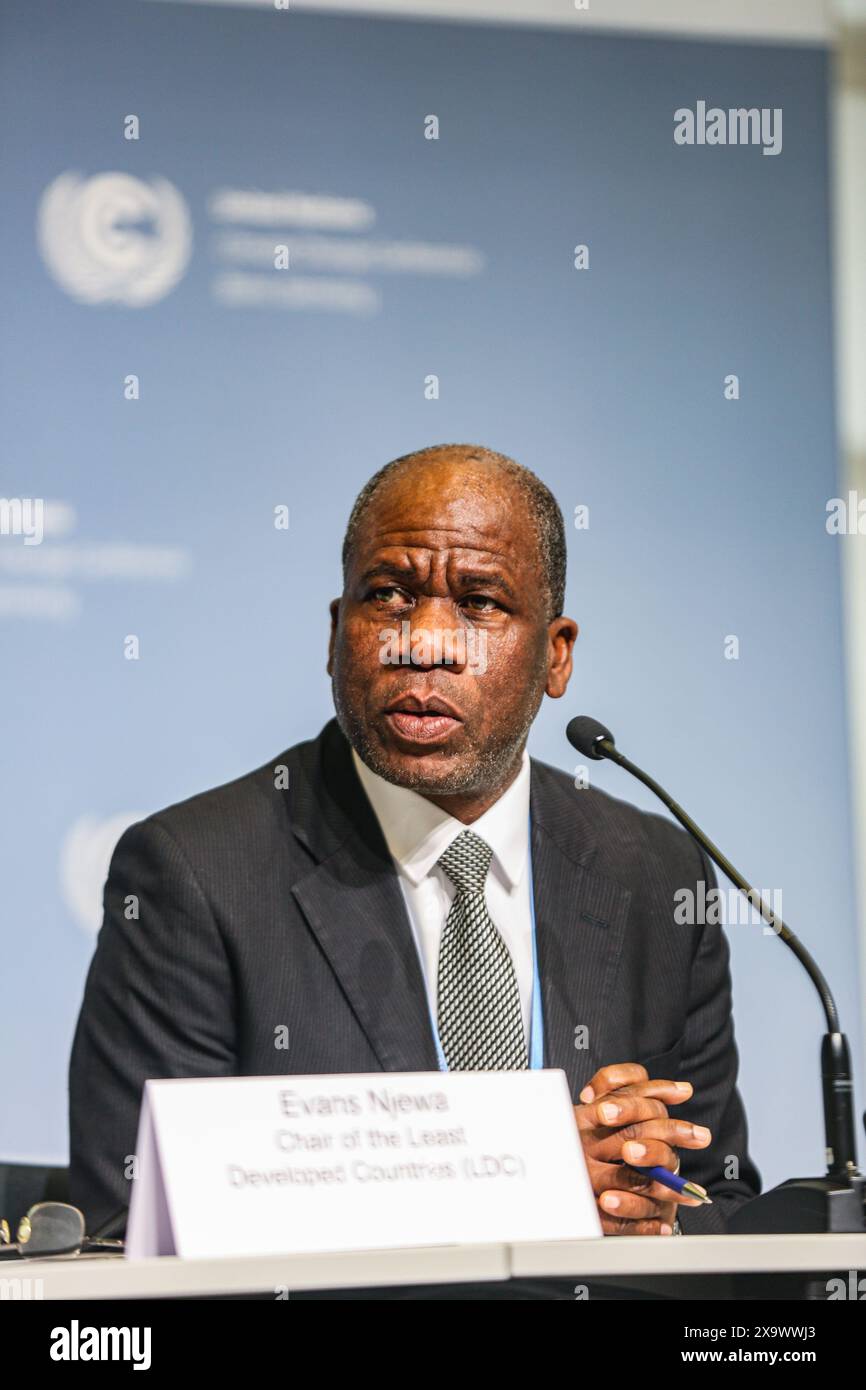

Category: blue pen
[628, 1164, 713, 1204]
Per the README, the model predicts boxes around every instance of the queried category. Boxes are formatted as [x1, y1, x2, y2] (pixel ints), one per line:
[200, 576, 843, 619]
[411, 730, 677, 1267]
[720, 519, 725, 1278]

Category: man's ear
[545, 616, 578, 699]
[326, 597, 340, 675]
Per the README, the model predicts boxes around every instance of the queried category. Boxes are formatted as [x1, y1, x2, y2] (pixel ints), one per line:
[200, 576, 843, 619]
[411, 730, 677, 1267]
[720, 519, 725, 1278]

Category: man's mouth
[383, 694, 463, 746]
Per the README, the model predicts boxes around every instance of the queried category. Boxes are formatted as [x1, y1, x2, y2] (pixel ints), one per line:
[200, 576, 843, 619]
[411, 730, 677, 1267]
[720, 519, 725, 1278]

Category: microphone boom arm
[599, 737, 839, 1035]
[567, 715, 861, 1192]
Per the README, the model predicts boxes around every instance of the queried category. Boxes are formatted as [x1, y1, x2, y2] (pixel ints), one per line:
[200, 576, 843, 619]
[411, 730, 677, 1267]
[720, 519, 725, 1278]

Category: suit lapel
[288, 721, 439, 1073]
[530, 765, 631, 1103]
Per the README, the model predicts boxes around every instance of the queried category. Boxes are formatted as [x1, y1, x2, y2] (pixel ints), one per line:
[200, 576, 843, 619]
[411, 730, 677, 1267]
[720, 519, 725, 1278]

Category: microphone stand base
[728, 1174, 866, 1234]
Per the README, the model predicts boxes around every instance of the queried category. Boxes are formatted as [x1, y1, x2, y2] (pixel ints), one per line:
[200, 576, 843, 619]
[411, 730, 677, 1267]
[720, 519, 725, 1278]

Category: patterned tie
[436, 828, 529, 1070]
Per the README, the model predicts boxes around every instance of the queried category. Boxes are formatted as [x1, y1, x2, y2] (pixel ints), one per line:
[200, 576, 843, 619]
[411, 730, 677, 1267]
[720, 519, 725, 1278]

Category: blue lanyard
[430, 814, 544, 1071]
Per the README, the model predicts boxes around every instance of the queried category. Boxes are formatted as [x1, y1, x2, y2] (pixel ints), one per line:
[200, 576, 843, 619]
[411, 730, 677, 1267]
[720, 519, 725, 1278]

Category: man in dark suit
[69, 443, 761, 1239]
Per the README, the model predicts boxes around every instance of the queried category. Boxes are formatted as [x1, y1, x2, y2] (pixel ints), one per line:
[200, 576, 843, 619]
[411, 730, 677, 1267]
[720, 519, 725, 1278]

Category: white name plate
[126, 1069, 601, 1259]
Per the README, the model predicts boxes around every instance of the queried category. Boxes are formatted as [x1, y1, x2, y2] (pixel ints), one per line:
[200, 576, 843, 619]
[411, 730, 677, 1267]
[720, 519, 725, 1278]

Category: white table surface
[10, 1231, 866, 1299]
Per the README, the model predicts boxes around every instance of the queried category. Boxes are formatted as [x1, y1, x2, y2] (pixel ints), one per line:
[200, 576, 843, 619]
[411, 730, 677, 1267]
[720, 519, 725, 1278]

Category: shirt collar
[351, 744, 531, 890]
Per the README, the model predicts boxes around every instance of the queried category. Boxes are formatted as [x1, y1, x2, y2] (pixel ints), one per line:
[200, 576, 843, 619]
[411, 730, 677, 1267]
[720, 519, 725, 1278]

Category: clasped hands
[574, 1062, 712, 1235]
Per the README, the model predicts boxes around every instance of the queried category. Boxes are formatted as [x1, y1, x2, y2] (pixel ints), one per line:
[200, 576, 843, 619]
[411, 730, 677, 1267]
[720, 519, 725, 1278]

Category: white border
[832, 42, 866, 1089]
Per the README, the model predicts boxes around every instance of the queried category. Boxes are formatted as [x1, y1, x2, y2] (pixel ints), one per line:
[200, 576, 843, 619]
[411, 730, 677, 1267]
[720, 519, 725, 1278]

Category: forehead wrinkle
[372, 512, 509, 533]
[371, 534, 514, 563]
[375, 522, 502, 534]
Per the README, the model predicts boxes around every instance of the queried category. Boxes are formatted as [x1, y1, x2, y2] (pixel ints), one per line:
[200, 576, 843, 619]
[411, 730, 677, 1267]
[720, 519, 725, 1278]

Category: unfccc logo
[37, 171, 192, 306]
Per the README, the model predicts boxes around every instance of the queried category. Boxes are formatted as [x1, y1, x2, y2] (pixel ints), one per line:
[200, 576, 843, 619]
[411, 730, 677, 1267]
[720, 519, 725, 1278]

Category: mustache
[376, 622, 489, 675]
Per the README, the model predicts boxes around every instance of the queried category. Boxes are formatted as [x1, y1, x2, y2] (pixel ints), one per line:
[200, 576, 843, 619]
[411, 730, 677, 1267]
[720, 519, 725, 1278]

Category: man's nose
[399, 598, 468, 671]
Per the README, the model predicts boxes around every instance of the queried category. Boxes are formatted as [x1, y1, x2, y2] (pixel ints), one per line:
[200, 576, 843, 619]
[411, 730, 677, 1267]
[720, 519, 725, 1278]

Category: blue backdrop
[1, 0, 859, 1193]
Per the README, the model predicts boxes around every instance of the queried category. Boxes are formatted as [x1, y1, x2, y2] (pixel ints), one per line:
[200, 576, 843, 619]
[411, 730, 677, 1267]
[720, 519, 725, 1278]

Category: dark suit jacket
[69, 718, 761, 1234]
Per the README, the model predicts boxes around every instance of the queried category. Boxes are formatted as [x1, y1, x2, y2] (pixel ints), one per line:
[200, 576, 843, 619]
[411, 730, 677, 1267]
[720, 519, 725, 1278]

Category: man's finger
[590, 1095, 669, 1128]
[592, 1117, 713, 1162]
[573, 1087, 694, 1136]
[591, 1161, 706, 1206]
[573, 1094, 668, 1134]
[598, 1188, 678, 1224]
[600, 1214, 676, 1237]
[578, 1062, 648, 1103]
[598, 1078, 694, 1105]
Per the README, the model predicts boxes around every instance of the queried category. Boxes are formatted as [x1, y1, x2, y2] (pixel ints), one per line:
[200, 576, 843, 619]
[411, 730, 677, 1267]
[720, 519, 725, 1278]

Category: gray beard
[334, 692, 539, 800]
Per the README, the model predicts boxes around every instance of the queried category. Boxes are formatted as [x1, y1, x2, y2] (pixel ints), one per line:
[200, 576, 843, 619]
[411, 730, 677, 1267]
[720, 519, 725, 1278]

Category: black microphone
[567, 714, 865, 1234]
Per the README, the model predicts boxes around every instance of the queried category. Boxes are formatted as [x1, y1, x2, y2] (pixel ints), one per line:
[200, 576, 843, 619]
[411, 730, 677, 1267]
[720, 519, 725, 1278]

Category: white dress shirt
[351, 745, 534, 1046]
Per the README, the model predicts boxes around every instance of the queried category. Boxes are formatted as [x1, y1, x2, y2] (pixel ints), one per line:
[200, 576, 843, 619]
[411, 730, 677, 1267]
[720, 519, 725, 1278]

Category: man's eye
[461, 595, 500, 613]
[370, 586, 409, 604]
